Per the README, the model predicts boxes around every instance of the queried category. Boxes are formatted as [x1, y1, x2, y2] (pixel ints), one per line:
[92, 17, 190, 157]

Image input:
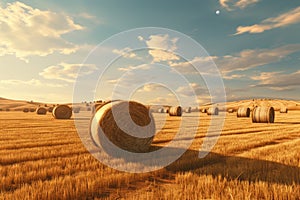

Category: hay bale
[36, 107, 47, 115]
[237, 107, 250, 118]
[280, 107, 288, 113]
[29, 108, 35, 112]
[23, 108, 29, 113]
[207, 107, 219, 115]
[92, 103, 104, 114]
[201, 108, 207, 113]
[5, 108, 10, 112]
[52, 105, 72, 119]
[169, 106, 182, 116]
[227, 108, 234, 113]
[47, 107, 54, 113]
[90, 100, 155, 153]
[73, 107, 81, 113]
[252, 106, 275, 123]
[185, 107, 191, 113]
[157, 108, 165, 113]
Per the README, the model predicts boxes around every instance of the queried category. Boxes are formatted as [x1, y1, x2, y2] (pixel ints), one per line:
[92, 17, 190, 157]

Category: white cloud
[170, 44, 300, 75]
[217, 44, 300, 73]
[0, 79, 66, 88]
[235, 6, 300, 35]
[143, 34, 180, 63]
[0, 2, 84, 61]
[112, 47, 137, 59]
[40, 63, 97, 82]
[117, 64, 151, 72]
[250, 71, 300, 90]
[220, 0, 259, 11]
[176, 83, 208, 97]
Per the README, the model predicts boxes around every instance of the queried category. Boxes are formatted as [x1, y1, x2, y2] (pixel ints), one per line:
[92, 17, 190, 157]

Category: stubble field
[0, 106, 300, 199]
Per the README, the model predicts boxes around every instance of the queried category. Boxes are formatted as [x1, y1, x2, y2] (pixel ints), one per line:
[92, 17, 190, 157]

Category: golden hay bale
[237, 107, 251, 118]
[185, 107, 192, 113]
[52, 105, 72, 119]
[72, 107, 81, 113]
[90, 100, 155, 153]
[47, 107, 54, 113]
[36, 107, 47, 115]
[207, 107, 219, 115]
[157, 108, 165, 113]
[169, 106, 182, 116]
[280, 107, 288, 113]
[201, 108, 207, 113]
[29, 108, 35, 112]
[23, 108, 29, 113]
[252, 106, 275, 123]
[227, 108, 234, 113]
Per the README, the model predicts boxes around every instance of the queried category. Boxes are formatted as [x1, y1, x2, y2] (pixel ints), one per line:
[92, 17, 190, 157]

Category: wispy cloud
[40, 63, 97, 82]
[250, 71, 300, 90]
[220, 0, 259, 11]
[169, 44, 300, 75]
[235, 6, 300, 35]
[0, 79, 66, 88]
[141, 34, 180, 62]
[0, 1, 84, 62]
[112, 47, 137, 59]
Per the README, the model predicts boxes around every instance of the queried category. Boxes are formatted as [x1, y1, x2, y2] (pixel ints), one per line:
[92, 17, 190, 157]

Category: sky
[0, 0, 300, 105]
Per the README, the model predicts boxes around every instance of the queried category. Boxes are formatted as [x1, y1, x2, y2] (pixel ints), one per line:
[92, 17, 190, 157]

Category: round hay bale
[207, 107, 219, 115]
[47, 107, 54, 113]
[169, 106, 182, 116]
[252, 106, 275, 123]
[29, 108, 35, 112]
[157, 108, 164, 113]
[201, 108, 207, 113]
[227, 108, 234, 113]
[185, 107, 191, 113]
[280, 107, 288, 113]
[237, 107, 251, 118]
[36, 107, 47, 115]
[72, 107, 81, 113]
[52, 105, 72, 119]
[23, 108, 29, 113]
[90, 100, 155, 153]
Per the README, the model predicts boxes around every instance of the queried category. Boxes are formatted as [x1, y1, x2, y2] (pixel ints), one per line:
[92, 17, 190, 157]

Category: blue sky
[0, 0, 300, 105]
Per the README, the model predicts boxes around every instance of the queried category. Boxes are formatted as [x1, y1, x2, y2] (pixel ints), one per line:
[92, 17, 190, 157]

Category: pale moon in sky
[216, 10, 220, 15]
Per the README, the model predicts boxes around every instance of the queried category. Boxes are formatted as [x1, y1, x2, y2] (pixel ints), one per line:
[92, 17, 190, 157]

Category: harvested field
[0, 105, 300, 199]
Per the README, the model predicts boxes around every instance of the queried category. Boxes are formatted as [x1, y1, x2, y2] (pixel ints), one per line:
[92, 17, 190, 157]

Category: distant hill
[0, 97, 300, 111]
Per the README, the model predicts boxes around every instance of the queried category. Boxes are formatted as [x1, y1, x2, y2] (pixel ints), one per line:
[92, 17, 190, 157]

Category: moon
[216, 10, 220, 15]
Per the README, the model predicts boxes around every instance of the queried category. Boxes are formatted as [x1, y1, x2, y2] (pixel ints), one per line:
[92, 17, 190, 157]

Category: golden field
[0, 98, 300, 199]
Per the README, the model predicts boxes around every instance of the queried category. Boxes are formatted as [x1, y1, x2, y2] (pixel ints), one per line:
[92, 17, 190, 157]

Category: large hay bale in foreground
[36, 107, 47, 115]
[52, 105, 72, 119]
[252, 106, 275, 123]
[280, 107, 288, 113]
[237, 107, 250, 118]
[207, 107, 219, 115]
[23, 108, 29, 113]
[169, 106, 182, 116]
[90, 100, 155, 153]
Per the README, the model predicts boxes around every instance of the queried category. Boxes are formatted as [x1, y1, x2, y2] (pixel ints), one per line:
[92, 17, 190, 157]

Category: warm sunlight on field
[0, 100, 299, 199]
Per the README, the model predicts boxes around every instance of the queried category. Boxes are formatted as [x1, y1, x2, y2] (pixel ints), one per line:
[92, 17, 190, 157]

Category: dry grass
[0, 102, 299, 199]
